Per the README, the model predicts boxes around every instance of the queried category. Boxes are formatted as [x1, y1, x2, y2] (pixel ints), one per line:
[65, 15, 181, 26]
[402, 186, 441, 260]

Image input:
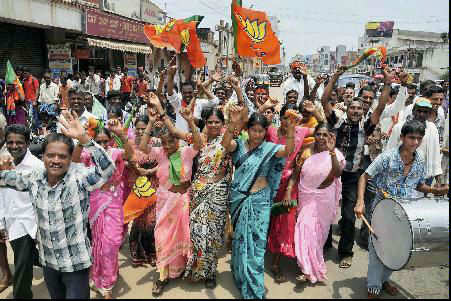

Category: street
[0, 87, 449, 299]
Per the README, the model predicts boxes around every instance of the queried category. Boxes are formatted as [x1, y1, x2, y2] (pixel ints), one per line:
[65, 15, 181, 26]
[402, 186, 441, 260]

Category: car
[337, 74, 374, 96]
[268, 66, 284, 87]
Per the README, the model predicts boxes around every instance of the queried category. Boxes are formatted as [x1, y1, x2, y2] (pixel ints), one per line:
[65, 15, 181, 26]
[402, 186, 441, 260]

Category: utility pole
[216, 20, 229, 73]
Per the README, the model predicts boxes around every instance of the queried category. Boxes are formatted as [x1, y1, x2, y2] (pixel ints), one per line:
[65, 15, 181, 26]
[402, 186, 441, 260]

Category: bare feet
[382, 281, 399, 296]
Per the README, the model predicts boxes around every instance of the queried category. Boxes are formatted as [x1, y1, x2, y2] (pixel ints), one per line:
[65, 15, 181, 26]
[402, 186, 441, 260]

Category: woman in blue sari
[222, 108, 296, 299]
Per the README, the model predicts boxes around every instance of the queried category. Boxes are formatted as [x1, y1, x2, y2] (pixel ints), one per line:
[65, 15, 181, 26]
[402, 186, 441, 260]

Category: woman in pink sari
[143, 93, 202, 296]
[291, 123, 345, 284]
[73, 119, 134, 299]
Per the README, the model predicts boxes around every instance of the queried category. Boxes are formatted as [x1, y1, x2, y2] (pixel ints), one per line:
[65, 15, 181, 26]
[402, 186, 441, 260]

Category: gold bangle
[329, 151, 336, 156]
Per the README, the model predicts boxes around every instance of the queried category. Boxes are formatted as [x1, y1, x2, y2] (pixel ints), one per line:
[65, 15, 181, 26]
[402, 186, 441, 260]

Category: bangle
[286, 135, 294, 139]
[329, 151, 336, 156]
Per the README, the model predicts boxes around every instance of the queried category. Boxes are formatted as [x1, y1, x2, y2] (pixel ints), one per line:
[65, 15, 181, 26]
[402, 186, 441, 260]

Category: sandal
[367, 292, 380, 299]
[296, 273, 309, 283]
[270, 265, 287, 284]
[382, 281, 399, 296]
[152, 279, 168, 296]
[339, 257, 352, 269]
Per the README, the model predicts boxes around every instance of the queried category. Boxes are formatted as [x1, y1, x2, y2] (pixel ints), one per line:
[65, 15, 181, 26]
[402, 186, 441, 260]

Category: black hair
[346, 82, 356, 89]
[5, 124, 31, 144]
[202, 107, 225, 123]
[358, 86, 376, 97]
[247, 112, 269, 129]
[68, 88, 83, 98]
[42, 133, 74, 155]
[95, 127, 112, 140]
[214, 86, 227, 94]
[314, 122, 337, 136]
[401, 119, 426, 137]
[280, 103, 298, 118]
[108, 105, 123, 119]
[134, 114, 150, 126]
[420, 80, 435, 95]
[407, 84, 417, 91]
[423, 85, 444, 98]
[181, 81, 196, 90]
[390, 86, 399, 97]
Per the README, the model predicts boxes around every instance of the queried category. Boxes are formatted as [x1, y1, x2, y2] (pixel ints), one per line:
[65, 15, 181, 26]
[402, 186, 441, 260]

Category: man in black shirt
[321, 66, 390, 268]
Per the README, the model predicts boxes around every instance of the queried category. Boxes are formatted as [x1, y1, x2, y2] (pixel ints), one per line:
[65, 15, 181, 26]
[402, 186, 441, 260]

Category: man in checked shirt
[0, 110, 116, 299]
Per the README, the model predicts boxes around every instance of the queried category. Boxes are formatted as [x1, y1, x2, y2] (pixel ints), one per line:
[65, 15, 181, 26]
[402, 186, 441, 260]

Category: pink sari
[82, 148, 125, 291]
[294, 149, 344, 283]
[151, 146, 198, 279]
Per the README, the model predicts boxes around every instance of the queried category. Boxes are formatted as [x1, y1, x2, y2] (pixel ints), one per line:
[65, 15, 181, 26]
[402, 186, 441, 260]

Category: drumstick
[361, 215, 378, 240]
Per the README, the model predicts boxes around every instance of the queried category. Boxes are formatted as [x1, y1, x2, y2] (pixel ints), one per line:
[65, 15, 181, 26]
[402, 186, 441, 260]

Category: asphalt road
[0, 86, 448, 299]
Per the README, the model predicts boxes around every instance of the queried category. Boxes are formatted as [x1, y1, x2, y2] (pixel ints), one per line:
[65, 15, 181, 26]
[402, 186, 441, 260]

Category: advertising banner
[48, 44, 72, 77]
[124, 53, 138, 76]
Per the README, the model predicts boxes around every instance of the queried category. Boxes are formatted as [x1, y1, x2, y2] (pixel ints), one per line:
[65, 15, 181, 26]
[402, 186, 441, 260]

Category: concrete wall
[0, 0, 82, 32]
[420, 47, 449, 81]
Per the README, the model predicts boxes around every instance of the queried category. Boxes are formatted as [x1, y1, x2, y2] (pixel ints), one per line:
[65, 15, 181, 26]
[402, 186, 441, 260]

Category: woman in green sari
[222, 108, 296, 299]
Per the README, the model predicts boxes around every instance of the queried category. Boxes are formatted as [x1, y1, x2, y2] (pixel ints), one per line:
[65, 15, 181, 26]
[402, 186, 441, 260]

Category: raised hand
[383, 67, 395, 84]
[168, 65, 177, 77]
[58, 111, 87, 142]
[211, 70, 223, 82]
[108, 118, 125, 137]
[299, 63, 308, 76]
[336, 65, 347, 76]
[228, 75, 240, 88]
[326, 133, 337, 152]
[268, 96, 279, 106]
[146, 106, 158, 125]
[180, 99, 196, 122]
[148, 92, 163, 113]
[315, 75, 324, 85]
[229, 105, 242, 125]
[0, 154, 14, 171]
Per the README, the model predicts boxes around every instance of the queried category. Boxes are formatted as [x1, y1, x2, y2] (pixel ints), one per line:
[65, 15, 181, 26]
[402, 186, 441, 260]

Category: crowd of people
[0, 59, 449, 299]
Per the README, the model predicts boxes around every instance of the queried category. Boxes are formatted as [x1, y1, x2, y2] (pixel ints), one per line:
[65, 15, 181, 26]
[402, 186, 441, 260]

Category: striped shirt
[0, 140, 115, 272]
[327, 111, 376, 172]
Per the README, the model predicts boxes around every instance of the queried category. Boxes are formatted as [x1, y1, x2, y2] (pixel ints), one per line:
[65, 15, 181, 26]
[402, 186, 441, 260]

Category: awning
[87, 38, 152, 55]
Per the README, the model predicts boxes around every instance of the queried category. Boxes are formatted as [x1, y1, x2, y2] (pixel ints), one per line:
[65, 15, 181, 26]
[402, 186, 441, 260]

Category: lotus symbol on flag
[181, 29, 190, 46]
[155, 20, 176, 35]
[236, 14, 267, 43]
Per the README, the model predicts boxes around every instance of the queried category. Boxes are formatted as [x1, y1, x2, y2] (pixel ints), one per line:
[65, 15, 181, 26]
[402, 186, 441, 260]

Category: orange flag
[179, 21, 206, 68]
[232, 2, 281, 65]
[144, 20, 182, 53]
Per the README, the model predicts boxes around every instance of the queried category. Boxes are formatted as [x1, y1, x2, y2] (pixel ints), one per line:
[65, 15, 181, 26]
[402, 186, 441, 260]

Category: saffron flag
[231, 1, 281, 65]
[143, 16, 206, 68]
[144, 20, 182, 52]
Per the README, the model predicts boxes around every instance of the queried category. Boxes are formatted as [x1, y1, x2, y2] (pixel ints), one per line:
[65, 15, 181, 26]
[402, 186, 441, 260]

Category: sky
[151, 0, 449, 61]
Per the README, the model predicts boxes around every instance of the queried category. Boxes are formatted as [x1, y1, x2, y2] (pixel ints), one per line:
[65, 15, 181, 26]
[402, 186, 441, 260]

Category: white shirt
[387, 119, 442, 179]
[167, 92, 189, 132]
[0, 150, 43, 240]
[86, 74, 101, 95]
[38, 82, 59, 104]
[105, 76, 121, 96]
[193, 97, 221, 120]
[281, 74, 319, 105]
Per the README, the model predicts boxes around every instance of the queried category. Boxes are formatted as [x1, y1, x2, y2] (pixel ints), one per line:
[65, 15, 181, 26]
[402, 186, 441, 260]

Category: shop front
[81, 8, 152, 75]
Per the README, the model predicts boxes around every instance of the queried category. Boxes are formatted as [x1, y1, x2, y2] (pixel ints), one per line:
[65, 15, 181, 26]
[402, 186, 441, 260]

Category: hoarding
[141, 0, 164, 24]
[102, 0, 141, 20]
[366, 21, 395, 38]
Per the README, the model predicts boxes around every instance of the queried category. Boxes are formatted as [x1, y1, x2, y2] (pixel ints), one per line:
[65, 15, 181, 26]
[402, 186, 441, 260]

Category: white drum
[371, 197, 449, 271]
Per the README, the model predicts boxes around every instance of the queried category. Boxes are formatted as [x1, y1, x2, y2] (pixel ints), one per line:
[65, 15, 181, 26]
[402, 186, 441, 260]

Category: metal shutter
[0, 22, 46, 77]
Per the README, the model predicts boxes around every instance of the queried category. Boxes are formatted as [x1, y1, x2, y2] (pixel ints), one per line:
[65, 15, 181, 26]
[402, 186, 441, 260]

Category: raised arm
[229, 76, 244, 105]
[180, 99, 203, 151]
[58, 110, 115, 192]
[321, 66, 346, 118]
[167, 66, 177, 97]
[108, 119, 135, 161]
[370, 68, 392, 126]
[221, 105, 240, 153]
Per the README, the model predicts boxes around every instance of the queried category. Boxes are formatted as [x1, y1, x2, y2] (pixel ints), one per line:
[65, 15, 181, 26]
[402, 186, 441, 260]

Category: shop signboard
[102, 0, 141, 21]
[85, 9, 148, 44]
[48, 44, 73, 77]
[124, 53, 138, 76]
[140, 0, 164, 25]
[366, 21, 395, 38]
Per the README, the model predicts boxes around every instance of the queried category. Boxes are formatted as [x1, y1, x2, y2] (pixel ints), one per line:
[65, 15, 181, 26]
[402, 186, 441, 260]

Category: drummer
[355, 119, 449, 299]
